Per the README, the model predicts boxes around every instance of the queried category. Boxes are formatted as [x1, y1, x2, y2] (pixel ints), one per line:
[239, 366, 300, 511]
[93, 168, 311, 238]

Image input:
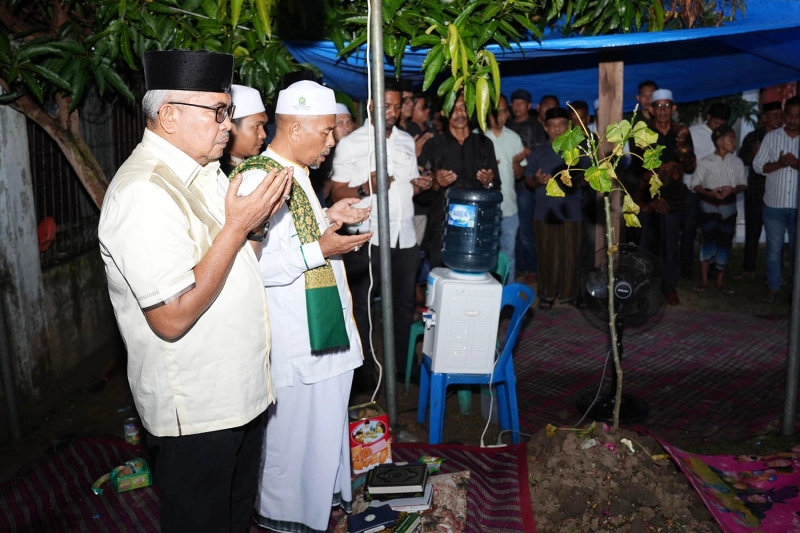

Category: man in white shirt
[242, 81, 372, 533]
[681, 102, 730, 280]
[485, 94, 526, 279]
[220, 84, 268, 176]
[752, 97, 800, 302]
[98, 49, 291, 533]
[331, 79, 432, 390]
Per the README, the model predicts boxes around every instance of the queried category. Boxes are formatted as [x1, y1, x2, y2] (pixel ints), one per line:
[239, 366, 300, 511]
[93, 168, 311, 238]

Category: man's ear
[288, 120, 303, 142]
[158, 103, 180, 134]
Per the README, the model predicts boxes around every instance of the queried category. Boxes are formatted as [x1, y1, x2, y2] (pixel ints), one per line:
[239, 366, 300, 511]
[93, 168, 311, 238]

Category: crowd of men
[98, 48, 799, 533]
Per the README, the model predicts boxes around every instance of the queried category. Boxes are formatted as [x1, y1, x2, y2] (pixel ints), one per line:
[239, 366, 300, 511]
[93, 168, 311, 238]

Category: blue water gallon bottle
[441, 188, 503, 273]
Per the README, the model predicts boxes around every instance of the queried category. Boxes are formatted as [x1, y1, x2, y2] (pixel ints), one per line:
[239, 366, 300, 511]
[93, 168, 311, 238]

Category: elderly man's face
[171, 91, 232, 166]
[299, 115, 336, 169]
[229, 111, 267, 159]
[333, 113, 354, 142]
[448, 94, 469, 129]
[652, 99, 674, 125]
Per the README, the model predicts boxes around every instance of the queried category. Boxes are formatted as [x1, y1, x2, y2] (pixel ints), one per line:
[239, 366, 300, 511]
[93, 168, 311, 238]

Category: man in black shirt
[418, 93, 501, 269]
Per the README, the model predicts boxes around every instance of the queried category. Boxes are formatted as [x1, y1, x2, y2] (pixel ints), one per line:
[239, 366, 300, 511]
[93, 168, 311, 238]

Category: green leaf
[201, 0, 218, 18]
[546, 177, 565, 197]
[448, 24, 459, 77]
[147, 2, 178, 15]
[120, 25, 136, 70]
[410, 35, 440, 47]
[20, 71, 43, 103]
[605, 119, 631, 144]
[338, 34, 368, 57]
[25, 63, 71, 91]
[103, 64, 136, 102]
[465, 79, 475, 118]
[454, 2, 480, 27]
[649, 173, 663, 197]
[476, 75, 490, 132]
[585, 166, 612, 193]
[231, 0, 243, 28]
[436, 75, 455, 98]
[0, 91, 24, 105]
[482, 3, 501, 22]
[255, 0, 271, 39]
[68, 65, 89, 113]
[632, 120, 659, 148]
[423, 50, 445, 91]
[642, 145, 665, 170]
[622, 193, 640, 215]
[487, 51, 500, 106]
[421, 44, 442, 70]
[623, 213, 641, 228]
[553, 126, 585, 154]
[17, 44, 62, 62]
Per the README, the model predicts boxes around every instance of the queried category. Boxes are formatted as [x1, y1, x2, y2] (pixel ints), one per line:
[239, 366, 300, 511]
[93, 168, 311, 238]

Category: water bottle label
[447, 203, 477, 228]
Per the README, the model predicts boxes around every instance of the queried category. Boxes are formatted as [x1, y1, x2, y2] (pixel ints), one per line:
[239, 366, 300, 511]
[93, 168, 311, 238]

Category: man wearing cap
[330, 78, 431, 391]
[221, 84, 268, 176]
[236, 80, 371, 533]
[98, 49, 292, 532]
[307, 102, 355, 206]
[737, 101, 784, 279]
[752, 96, 800, 303]
[633, 88, 696, 306]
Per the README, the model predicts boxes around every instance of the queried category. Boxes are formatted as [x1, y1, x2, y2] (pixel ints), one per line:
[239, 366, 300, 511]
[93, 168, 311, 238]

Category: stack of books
[365, 463, 433, 513]
[347, 506, 421, 533]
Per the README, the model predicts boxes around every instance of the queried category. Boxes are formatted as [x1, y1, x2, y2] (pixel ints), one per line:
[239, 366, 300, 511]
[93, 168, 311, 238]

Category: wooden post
[596, 56, 624, 264]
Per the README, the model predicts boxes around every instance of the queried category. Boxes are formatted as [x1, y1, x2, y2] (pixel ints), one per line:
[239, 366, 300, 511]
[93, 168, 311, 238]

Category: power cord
[573, 347, 613, 428]
[479, 346, 502, 448]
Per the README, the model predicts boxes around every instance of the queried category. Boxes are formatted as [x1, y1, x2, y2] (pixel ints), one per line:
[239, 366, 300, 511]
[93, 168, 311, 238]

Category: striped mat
[0, 438, 159, 532]
[389, 442, 535, 533]
[514, 306, 790, 447]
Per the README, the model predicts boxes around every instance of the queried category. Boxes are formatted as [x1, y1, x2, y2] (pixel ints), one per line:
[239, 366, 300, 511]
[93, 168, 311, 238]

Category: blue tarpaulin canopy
[285, 0, 800, 109]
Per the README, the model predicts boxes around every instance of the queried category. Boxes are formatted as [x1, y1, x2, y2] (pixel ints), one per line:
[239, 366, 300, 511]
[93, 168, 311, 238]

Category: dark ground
[1, 244, 798, 532]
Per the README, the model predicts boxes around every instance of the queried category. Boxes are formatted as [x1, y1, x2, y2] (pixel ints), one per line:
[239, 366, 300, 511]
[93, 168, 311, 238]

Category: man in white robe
[242, 81, 372, 533]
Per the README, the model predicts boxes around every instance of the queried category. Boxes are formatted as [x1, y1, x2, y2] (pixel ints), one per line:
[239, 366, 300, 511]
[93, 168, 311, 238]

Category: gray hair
[142, 89, 192, 122]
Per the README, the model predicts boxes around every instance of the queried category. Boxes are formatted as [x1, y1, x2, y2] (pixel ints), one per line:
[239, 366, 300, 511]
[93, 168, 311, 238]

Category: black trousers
[149, 411, 266, 533]
[743, 194, 764, 273]
[344, 243, 420, 379]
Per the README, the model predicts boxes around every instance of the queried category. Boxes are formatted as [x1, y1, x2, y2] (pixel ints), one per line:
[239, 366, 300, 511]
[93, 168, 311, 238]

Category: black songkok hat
[711, 124, 734, 145]
[144, 50, 234, 93]
[762, 101, 783, 113]
[545, 107, 571, 122]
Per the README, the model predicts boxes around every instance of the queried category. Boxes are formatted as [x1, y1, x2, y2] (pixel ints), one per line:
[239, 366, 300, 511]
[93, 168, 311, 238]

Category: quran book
[366, 463, 429, 495]
[369, 484, 433, 512]
[347, 504, 398, 533]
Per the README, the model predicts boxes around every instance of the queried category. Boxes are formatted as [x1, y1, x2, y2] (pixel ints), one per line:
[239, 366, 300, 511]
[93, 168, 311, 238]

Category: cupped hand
[318, 220, 373, 258]
[434, 169, 457, 188]
[327, 197, 371, 225]
[477, 168, 494, 187]
[225, 167, 293, 235]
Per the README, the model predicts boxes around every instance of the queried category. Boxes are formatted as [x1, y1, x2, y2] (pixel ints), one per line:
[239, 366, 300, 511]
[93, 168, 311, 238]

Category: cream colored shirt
[239, 146, 363, 388]
[98, 129, 273, 437]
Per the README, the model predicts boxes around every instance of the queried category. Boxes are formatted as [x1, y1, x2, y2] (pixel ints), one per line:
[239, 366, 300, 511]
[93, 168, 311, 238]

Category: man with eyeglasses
[398, 78, 416, 132]
[632, 88, 696, 306]
[98, 50, 292, 532]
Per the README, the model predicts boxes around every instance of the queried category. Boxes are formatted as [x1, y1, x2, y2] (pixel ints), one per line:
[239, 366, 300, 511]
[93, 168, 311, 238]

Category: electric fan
[576, 242, 665, 423]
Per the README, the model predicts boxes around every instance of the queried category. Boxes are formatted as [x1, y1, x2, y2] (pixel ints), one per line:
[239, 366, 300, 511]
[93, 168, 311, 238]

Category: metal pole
[783, 172, 800, 435]
[369, 0, 398, 429]
[0, 287, 22, 443]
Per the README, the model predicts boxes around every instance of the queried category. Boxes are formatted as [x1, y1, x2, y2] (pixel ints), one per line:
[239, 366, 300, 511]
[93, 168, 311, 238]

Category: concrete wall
[42, 251, 121, 378]
[0, 102, 51, 405]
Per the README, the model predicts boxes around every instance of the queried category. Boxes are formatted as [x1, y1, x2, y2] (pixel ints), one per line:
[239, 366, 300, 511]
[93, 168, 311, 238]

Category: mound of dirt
[527, 425, 720, 532]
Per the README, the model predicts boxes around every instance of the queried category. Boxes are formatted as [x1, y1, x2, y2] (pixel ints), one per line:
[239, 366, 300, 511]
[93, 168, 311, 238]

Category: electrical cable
[572, 347, 613, 429]
[479, 346, 502, 448]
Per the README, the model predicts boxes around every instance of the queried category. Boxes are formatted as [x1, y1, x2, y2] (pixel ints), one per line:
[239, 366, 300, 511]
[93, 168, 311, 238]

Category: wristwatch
[247, 221, 270, 242]
[357, 184, 368, 198]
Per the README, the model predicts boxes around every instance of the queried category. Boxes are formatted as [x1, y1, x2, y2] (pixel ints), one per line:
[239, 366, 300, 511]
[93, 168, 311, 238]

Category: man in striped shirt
[752, 97, 800, 302]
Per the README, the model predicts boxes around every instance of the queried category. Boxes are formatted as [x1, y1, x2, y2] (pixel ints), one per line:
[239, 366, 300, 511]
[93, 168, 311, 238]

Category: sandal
[537, 299, 554, 311]
[693, 285, 707, 293]
[716, 285, 735, 295]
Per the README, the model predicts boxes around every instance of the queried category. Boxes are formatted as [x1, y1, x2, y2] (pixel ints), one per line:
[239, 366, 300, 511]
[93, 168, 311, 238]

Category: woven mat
[386, 443, 535, 533]
[0, 438, 159, 532]
[514, 306, 789, 447]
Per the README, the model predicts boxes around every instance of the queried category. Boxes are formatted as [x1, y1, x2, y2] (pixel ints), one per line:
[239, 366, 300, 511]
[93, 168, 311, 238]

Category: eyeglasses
[653, 102, 673, 109]
[402, 97, 416, 105]
[168, 102, 236, 123]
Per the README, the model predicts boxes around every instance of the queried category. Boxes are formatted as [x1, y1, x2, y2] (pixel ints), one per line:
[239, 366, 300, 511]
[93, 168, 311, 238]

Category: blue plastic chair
[416, 283, 535, 444]
[404, 252, 511, 394]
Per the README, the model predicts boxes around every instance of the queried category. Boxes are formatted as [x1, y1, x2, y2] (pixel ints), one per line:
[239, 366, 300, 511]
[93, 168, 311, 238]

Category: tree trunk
[8, 93, 108, 209]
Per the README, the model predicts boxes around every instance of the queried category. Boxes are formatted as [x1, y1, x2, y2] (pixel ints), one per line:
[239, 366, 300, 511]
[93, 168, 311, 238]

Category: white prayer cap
[275, 80, 337, 116]
[651, 89, 673, 102]
[336, 103, 351, 116]
[230, 84, 265, 119]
